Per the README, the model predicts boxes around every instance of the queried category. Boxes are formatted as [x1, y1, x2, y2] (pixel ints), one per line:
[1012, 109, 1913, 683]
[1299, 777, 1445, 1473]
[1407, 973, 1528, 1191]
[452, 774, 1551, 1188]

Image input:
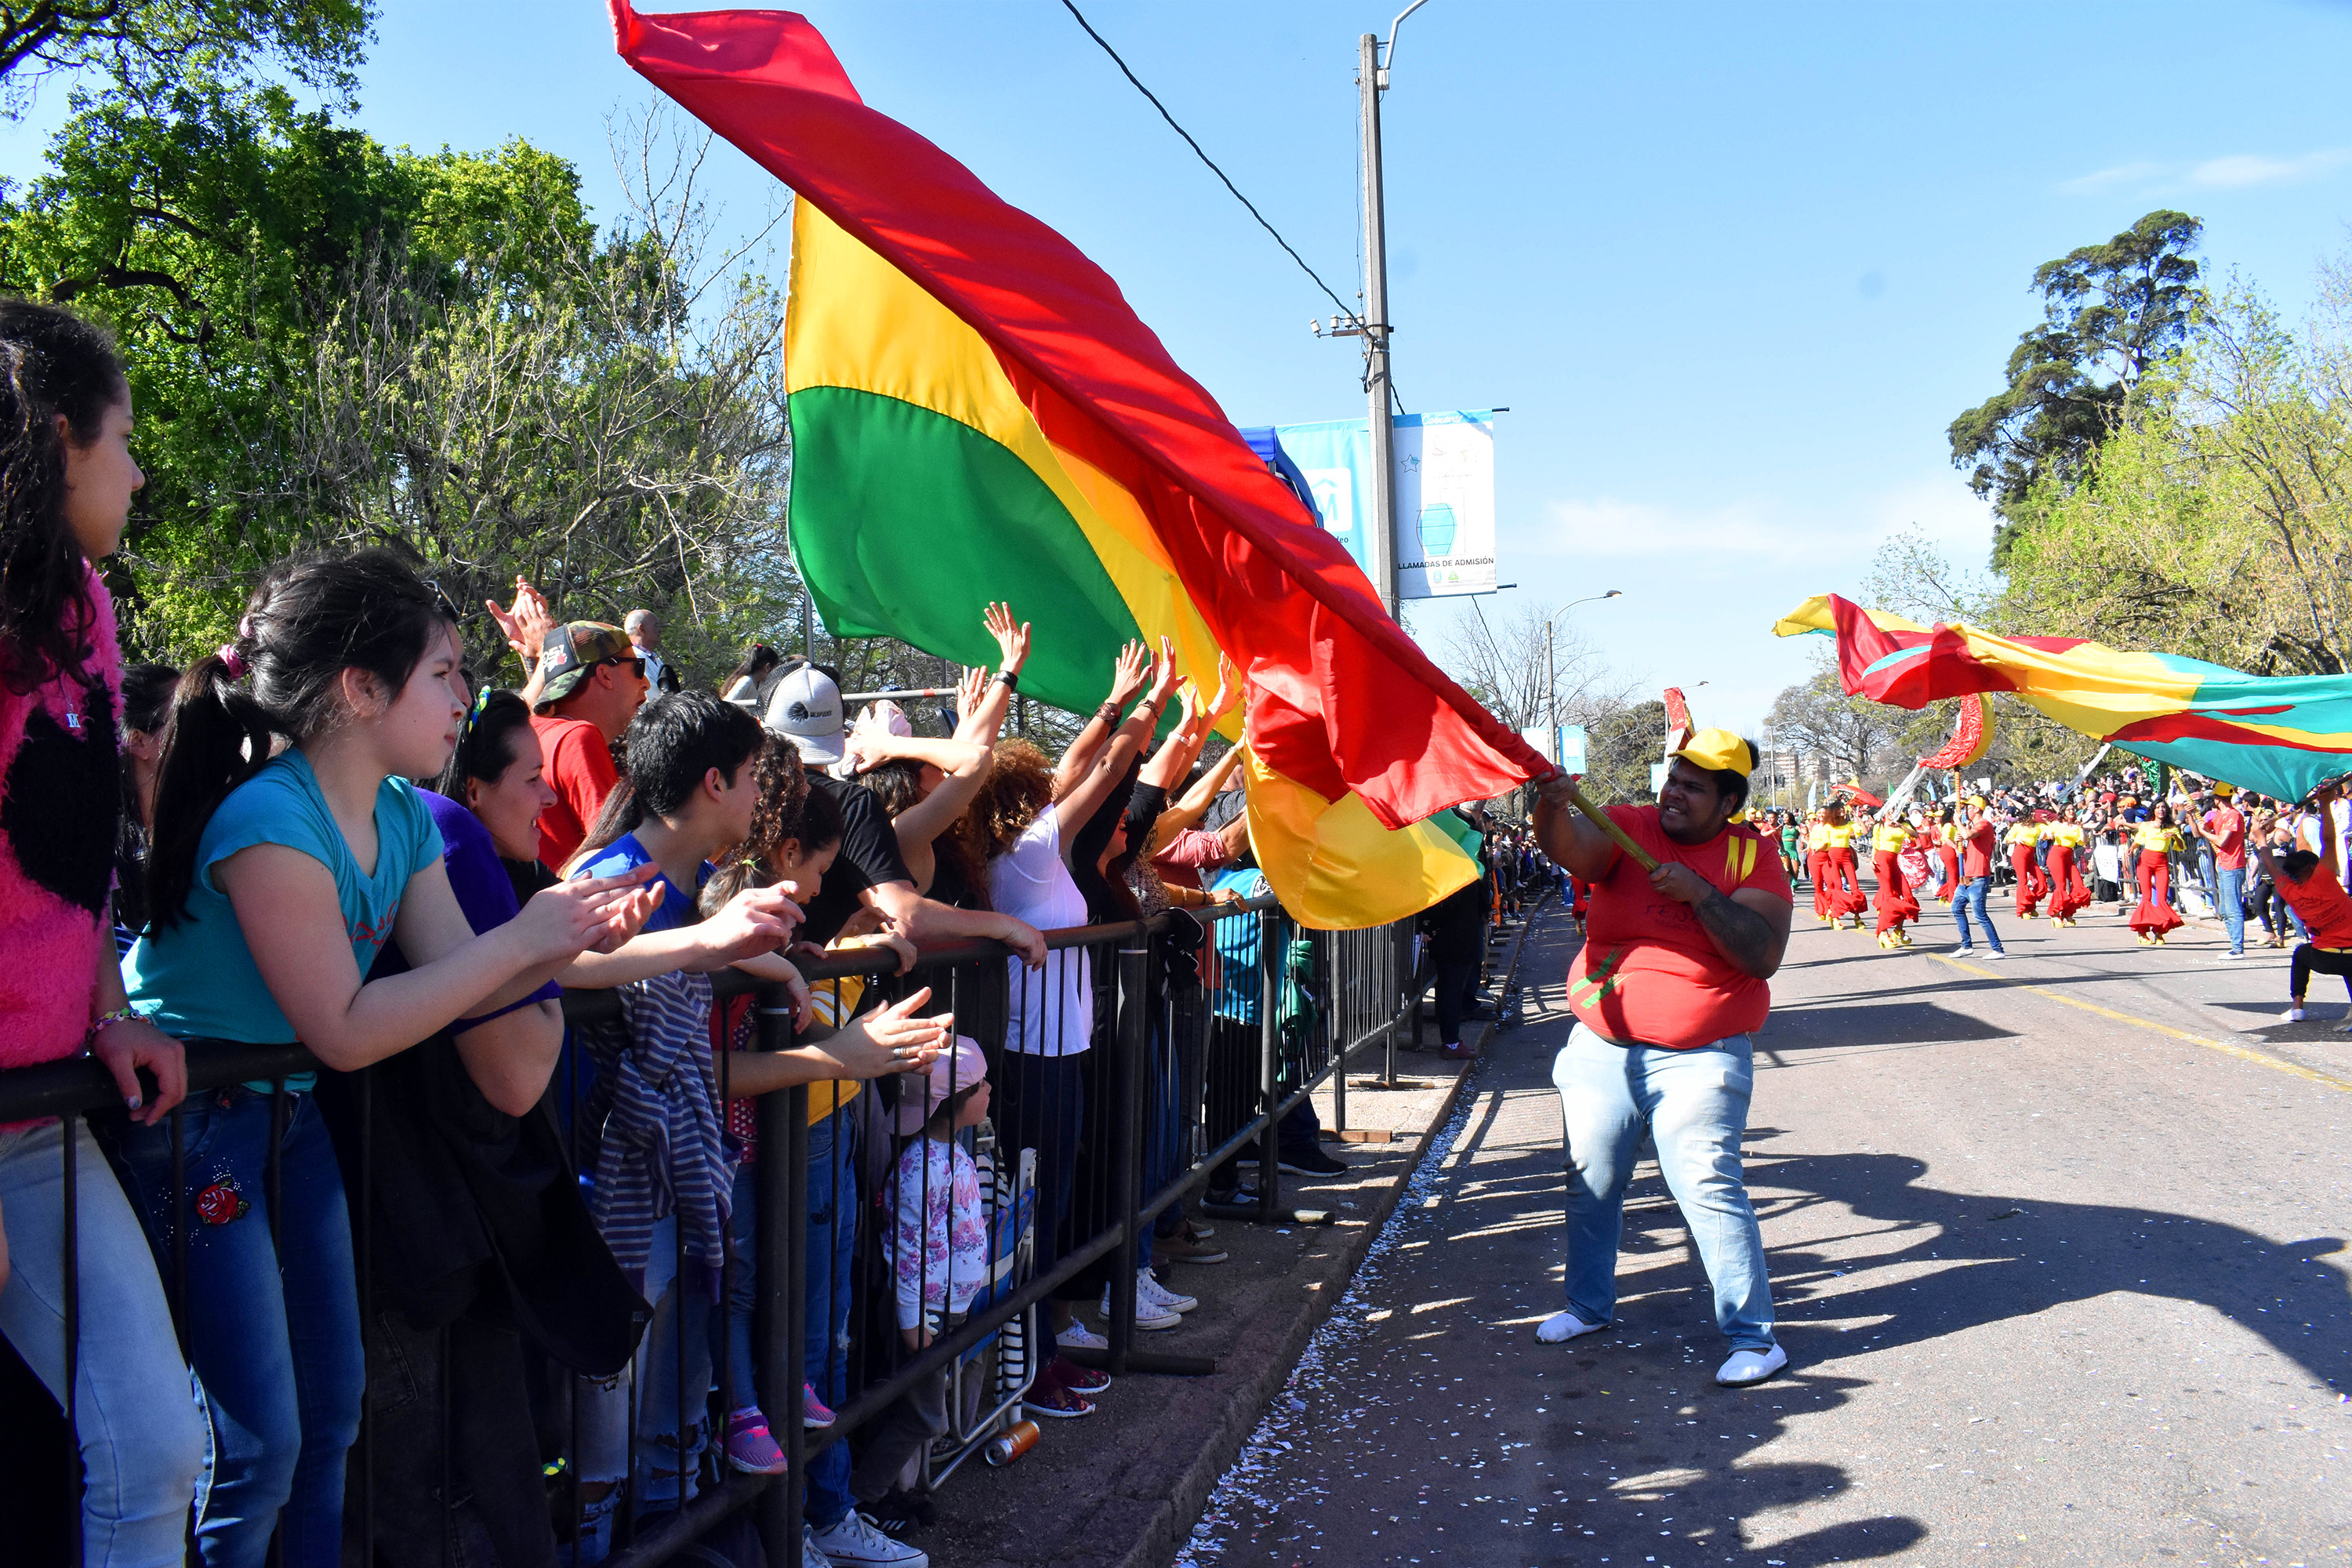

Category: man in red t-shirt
[1949, 795, 2008, 958]
[2252, 835, 2352, 1025]
[527, 620, 649, 869]
[1531, 729, 1794, 1388]
[2190, 784, 2249, 959]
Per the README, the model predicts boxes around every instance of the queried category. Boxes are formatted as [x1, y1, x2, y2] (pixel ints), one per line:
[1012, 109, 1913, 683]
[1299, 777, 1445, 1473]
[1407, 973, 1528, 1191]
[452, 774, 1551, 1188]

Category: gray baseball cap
[764, 662, 845, 765]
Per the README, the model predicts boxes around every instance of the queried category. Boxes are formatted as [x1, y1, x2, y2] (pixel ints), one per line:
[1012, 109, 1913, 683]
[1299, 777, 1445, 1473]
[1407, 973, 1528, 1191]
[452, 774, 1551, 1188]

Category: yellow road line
[1931, 953, 2352, 1094]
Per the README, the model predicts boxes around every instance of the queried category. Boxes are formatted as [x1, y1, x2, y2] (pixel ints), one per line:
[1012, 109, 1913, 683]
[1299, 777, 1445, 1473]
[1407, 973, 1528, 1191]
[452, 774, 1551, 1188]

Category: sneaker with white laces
[1100, 1283, 1181, 1330]
[809, 1508, 928, 1566]
[803, 1524, 837, 1568]
[1980, 949, 2006, 961]
[1055, 1319, 1109, 1352]
[1138, 1268, 1197, 1314]
[1948, 946, 1975, 956]
[2282, 1006, 2307, 1023]
[1716, 1343, 1789, 1386]
[1536, 1309, 1606, 1343]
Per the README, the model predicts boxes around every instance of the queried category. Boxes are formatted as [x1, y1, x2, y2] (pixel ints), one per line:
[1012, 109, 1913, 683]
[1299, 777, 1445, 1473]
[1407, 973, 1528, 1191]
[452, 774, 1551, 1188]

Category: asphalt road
[1181, 887, 2352, 1568]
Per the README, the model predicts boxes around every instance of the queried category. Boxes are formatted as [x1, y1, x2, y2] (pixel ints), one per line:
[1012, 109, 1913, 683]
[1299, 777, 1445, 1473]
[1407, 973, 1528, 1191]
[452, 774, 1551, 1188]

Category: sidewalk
[919, 910, 1552, 1568]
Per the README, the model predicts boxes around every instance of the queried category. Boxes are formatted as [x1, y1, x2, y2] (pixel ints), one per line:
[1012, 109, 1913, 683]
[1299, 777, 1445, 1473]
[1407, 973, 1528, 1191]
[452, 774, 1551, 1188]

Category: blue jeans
[1952, 876, 2005, 953]
[2216, 866, 2246, 954]
[109, 1089, 364, 1568]
[0, 1118, 206, 1567]
[805, 1109, 857, 1528]
[1552, 1024, 1776, 1351]
[715, 1163, 759, 1413]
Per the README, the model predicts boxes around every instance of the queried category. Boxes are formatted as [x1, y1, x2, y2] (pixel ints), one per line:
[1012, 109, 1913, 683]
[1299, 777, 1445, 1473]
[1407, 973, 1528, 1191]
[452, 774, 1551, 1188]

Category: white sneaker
[1980, 949, 2006, 961]
[1055, 1319, 1109, 1351]
[2333, 1019, 2352, 1035]
[809, 1510, 927, 1567]
[1138, 1268, 1197, 1314]
[2215, 951, 2247, 962]
[803, 1525, 837, 1568]
[1100, 1284, 1181, 1330]
[1716, 1344, 1789, 1386]
[1536, 1309, 1606, 1343]
[2282, 1006, 2307, 1024]
[1948, 945, 1975, 956]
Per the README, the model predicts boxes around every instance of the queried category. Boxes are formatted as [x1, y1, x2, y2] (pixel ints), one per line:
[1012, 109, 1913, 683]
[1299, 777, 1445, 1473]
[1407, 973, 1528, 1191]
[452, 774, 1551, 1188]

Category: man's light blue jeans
[1552, 1024, 1776, 1351]
[1952, 875, 2005, 954]
[2216, 865, 2246, 955]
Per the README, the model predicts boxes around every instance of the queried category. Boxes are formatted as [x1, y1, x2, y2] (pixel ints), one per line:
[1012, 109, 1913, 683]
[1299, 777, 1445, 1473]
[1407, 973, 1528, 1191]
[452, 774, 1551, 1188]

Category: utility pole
[1357, 29, 1399, 619]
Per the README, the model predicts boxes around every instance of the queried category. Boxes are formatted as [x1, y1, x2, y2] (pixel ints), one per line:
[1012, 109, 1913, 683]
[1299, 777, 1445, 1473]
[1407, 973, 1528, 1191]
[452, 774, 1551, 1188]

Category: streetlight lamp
[1544, 590, 1623, 760]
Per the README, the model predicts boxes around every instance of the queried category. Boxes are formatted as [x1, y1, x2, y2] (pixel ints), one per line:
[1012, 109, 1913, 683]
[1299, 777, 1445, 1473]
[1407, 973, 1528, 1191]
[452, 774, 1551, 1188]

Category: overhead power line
[1058, 0, 1360, 328]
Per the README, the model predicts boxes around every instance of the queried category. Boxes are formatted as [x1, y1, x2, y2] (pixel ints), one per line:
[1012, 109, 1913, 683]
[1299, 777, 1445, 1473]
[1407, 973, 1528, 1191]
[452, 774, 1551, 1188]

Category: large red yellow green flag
[614, 2, 1544, 926]
[1777, 593, 2352, 801]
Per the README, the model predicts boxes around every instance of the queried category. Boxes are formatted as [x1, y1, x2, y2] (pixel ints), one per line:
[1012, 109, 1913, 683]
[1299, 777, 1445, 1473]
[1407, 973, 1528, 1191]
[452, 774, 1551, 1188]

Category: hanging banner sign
[1254, 411, 1499, 599]
[1515, 723, 1588, 775]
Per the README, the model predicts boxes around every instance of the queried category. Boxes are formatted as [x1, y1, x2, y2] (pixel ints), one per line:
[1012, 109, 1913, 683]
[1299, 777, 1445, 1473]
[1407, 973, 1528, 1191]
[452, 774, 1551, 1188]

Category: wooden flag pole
[1550, 774, 1661, 873]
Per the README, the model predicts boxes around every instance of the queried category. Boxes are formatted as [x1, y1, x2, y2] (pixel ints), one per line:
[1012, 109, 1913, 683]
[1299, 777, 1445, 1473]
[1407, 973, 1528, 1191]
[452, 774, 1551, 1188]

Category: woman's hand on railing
[992, 914, 1048, 969]
[90, 1014, 187, 1124]
[833, 986, 952, 1079]
[515, 863, 663, 963]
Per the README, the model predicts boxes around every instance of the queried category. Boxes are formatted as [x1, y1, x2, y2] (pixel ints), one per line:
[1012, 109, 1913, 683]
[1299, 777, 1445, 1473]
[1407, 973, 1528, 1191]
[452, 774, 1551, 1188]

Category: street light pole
[1543, 590, 1623, 764]
[1357, 27, 1398, 618]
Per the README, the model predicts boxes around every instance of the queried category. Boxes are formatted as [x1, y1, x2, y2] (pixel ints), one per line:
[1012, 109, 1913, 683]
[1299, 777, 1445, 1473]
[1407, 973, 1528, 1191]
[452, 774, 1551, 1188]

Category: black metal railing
[0, 894, 1418, 1568]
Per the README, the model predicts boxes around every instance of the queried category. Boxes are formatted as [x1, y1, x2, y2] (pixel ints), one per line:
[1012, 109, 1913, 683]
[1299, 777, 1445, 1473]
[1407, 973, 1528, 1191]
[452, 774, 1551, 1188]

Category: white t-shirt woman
[987, 803, 1090, 1056]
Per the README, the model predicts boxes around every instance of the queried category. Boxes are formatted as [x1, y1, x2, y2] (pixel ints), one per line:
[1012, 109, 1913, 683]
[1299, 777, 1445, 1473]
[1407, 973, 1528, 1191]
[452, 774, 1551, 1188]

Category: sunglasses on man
[601, 655, 648, 679]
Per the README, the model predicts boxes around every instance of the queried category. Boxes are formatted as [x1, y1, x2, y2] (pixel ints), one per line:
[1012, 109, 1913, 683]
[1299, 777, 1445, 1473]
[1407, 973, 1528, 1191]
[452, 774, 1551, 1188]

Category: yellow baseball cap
[1672, 728, 1754, 775]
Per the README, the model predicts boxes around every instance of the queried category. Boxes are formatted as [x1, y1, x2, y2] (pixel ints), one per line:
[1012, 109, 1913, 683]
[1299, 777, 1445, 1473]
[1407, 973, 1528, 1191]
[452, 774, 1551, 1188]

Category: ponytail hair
[701, 735, 848, 913]
[146, 547, 457, 929]
[435, 688, 535, 800]
[0, 299, 125, 693]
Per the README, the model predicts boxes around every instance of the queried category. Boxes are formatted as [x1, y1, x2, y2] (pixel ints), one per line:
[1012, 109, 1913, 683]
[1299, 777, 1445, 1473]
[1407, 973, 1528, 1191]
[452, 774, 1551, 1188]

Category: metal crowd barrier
[0, 894, 1417, 1568]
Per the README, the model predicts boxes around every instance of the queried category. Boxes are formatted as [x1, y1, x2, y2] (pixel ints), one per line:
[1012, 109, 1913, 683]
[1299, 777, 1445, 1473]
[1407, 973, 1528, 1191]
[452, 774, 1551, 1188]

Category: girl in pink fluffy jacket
[0, 301, 206, 1567]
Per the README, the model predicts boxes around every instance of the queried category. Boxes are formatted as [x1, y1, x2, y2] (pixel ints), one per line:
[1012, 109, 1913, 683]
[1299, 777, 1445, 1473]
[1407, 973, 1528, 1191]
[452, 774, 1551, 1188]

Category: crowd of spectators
[0, 300, 1426, 1568]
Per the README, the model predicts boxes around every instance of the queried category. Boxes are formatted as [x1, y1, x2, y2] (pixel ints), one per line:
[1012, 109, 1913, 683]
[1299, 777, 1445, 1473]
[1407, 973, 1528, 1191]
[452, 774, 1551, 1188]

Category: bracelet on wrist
[89, 1007, 140, 1044]
[1096, 701, 1123, 724]
[993, 670, 1019, 691]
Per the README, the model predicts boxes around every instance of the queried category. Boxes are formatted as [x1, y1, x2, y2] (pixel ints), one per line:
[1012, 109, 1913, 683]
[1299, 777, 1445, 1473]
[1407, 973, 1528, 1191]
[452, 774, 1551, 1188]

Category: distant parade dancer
[1806, 812, 1835, 921]
[1871, 811, 1918, 947]
[2007, 815, 2048, 918]
[1816, 800, 1867, 931]
[2130, 807, 2187, 946]
[1531, 730, 1793, 1388]
[2045, 814, 2089, 926]
[1931, 807, 1962, 905]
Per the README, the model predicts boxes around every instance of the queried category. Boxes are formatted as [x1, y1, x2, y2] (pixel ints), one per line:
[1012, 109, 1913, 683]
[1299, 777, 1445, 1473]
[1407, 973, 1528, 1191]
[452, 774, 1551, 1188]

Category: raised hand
[1207, 652, 1239, 721]
[485, 576, 555, 670]
[1146, 636, 1181, 706]
[985, 601, 1032, 673]
[956, 665, 989, 724]
[1109, 638, 1152, 708]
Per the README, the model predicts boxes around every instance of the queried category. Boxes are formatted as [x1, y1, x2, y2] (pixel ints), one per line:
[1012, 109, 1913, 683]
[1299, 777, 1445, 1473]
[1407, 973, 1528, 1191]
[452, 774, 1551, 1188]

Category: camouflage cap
[534, 621, 636, 712]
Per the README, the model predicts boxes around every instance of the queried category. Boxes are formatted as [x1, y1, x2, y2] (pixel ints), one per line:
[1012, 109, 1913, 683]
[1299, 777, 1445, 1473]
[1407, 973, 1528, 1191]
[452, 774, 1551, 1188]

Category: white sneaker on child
[1100, 1282, 1181, 1330]
[2282, 1006, 2307, 1023]
[1055, 1320, 1109, 1352]
[809, 1510, 928, 1567]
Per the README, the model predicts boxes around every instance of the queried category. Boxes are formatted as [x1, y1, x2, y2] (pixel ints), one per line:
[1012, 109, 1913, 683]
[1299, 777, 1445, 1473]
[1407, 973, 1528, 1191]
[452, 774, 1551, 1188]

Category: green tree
[1951, 210, 2203, 565]
[0, 0, 370, 114]
[1583, 699, 1667, 805]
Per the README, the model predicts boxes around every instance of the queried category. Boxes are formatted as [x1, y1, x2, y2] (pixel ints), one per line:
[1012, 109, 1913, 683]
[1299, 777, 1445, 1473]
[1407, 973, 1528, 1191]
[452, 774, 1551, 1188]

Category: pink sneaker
[724, 1408, 787, 1475]
[802, 1381, 835, 1429]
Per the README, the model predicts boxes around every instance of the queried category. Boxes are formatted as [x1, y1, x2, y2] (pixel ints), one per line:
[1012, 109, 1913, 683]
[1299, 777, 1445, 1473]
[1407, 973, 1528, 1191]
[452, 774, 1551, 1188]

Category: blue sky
[9, 0, 2352, 736]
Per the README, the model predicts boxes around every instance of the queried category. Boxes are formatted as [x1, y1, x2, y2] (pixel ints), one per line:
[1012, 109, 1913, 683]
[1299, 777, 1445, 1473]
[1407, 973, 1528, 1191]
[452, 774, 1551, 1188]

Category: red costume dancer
[1806, 817, 1834, 921]
[2129, 818, 2186, 943]
[2045, 821, 2090, 924]
[1933, 821, 1962, 903]
[1818, 808, 1867, 927]
[2006, 819, 2048, 917]
[1871, 819, 1920, 945]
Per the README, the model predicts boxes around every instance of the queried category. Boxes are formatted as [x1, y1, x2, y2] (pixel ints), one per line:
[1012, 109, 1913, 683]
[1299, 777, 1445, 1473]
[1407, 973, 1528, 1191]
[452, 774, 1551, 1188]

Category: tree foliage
[0, 0, 369, 115]
[1998, 267, 2352, 679]
[1951, 210, 2204, 565]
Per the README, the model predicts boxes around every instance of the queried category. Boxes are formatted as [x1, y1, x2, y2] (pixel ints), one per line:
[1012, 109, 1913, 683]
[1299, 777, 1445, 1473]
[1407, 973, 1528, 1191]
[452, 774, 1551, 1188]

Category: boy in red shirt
[1532, 729, 1794, 1388]
[2252, 837, 2352, 1026]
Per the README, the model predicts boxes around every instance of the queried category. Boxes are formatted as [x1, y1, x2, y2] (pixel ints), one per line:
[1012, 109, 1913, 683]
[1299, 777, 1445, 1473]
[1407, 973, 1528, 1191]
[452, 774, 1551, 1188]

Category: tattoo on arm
[1693, 888, 1780, 978]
